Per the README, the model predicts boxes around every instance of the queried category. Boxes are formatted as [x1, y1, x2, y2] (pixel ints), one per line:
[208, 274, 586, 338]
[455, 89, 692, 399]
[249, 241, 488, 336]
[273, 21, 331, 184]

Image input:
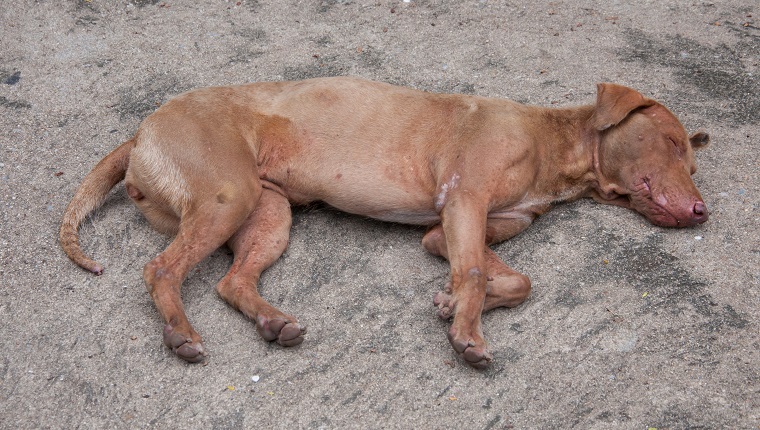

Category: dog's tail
[59, 138, 135, 275]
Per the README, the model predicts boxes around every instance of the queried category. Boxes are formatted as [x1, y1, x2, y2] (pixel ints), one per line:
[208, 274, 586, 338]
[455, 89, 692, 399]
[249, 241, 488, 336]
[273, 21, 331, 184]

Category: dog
[60, 77, 709, 368]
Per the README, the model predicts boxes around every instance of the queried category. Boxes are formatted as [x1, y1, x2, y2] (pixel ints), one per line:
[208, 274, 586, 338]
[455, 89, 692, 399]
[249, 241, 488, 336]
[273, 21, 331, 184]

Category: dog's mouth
[629, 177, 677, 226]
[593, 177, 683, 227]
[627, 176, 708, 227]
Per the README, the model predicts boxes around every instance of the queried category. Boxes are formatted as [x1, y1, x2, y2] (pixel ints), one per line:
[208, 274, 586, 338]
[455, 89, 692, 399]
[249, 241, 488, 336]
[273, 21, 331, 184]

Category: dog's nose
[691, 201, 708, 223]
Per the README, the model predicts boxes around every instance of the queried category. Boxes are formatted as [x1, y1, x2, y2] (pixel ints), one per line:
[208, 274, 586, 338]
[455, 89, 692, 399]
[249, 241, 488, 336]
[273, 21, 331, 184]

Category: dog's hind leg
[215, 187, 306, 347]
[142, 186, 258, 363]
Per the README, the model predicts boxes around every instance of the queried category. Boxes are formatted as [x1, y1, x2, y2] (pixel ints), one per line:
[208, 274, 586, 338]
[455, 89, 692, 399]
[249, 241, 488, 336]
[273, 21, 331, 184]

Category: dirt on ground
[0, 1, 758, 428]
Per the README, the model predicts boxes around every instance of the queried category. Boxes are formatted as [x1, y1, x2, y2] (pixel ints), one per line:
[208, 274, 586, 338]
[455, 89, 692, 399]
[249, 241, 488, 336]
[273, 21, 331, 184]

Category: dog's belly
[345, 206, 441, 225]
[329, 196, 441, 225]
[279, 168, 442, 226]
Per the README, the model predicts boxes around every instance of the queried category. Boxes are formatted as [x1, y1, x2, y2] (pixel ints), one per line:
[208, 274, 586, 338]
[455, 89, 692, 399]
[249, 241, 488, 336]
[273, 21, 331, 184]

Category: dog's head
[589, 83, 710, 227]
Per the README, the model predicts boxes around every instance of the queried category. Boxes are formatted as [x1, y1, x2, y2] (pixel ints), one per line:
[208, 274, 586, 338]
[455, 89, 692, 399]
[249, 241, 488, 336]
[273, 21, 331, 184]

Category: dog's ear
[591, 83, 656, 131]
[689, 131, 710, 150]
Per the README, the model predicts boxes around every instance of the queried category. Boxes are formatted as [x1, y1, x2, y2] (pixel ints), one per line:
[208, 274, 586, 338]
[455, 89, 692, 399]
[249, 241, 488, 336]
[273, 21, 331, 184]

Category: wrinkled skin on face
[591, 99, 710, 227]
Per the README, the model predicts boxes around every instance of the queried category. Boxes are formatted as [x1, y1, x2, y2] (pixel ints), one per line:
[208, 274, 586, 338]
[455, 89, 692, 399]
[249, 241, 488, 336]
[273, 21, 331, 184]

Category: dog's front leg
[439, 192, 492, 368]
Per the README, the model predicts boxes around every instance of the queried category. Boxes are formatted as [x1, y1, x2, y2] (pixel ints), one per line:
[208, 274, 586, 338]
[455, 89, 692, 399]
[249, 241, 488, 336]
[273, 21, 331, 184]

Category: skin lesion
[435, 173, 461, 212]
[467, 267, 484, 279]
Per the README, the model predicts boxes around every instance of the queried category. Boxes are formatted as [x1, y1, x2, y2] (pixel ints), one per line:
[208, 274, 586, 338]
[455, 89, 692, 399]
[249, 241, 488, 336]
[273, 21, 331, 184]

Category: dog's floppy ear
[590, 83, 656, 131]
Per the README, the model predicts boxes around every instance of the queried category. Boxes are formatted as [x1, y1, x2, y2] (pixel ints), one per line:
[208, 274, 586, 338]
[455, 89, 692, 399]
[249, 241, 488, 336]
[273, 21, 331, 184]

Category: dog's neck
[529, 105, 598, 203]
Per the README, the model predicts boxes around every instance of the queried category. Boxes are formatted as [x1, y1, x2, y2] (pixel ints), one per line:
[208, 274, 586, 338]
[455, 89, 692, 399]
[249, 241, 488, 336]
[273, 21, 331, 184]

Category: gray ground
[1, 1, 758, 428]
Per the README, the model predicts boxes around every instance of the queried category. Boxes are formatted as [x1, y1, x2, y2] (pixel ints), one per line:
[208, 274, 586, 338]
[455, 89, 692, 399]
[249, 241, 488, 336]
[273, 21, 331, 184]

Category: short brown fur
[60, 77, 709, 368]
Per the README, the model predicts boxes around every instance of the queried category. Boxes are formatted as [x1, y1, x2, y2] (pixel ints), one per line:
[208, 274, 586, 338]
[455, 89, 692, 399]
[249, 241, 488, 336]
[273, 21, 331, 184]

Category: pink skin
[595, 177, 708, 228]
[626, 176, 708, 227]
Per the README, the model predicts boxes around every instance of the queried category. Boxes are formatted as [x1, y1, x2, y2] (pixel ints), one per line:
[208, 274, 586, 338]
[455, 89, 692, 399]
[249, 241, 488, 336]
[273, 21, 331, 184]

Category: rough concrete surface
[0, 1, 758, 428]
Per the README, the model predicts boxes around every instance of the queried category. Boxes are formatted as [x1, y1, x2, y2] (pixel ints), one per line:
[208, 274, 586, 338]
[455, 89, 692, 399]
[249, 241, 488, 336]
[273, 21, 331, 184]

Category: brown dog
[60, 77, 709, 368]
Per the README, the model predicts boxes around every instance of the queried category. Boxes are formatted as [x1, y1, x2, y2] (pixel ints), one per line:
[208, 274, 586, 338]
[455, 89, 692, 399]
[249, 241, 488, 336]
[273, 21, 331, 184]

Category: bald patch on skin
[435, 173, 460, 212]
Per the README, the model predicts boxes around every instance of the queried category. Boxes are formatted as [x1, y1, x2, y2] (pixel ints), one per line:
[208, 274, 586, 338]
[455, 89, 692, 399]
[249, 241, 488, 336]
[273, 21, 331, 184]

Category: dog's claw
[461, 343, 493, 369]
[276, 322, 307, 347]
[433, 288, 455, 320]
[175, 343, 206, 363]
[256, 316, 306, 347]
[447, 327, 493, 369]
[436, 305, 454, 320]
[163, 324, 206, 363]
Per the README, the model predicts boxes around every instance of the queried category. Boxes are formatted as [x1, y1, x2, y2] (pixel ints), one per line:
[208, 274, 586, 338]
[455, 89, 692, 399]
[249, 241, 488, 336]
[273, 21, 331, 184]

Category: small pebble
[252, 375, 260, 383]
[695, 236, 703, 240]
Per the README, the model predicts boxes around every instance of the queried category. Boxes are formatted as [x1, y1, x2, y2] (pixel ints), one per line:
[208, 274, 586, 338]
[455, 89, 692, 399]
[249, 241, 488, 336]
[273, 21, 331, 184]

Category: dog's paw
[163, 324, 207, 363]
[256, 315, 307, 347]
[433, 282, 455, 320]
[447, 326, 493, 369]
